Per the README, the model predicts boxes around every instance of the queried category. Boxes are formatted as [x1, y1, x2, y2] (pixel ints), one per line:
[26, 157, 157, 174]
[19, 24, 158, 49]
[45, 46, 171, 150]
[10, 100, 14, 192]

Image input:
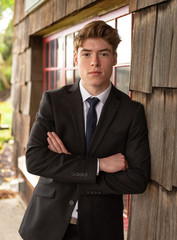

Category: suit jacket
[19, 82, 150, 240]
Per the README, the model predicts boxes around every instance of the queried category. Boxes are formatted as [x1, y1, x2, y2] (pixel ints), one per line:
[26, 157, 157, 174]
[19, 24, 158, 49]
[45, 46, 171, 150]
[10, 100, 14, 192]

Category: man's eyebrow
[80, 48, 112, 52]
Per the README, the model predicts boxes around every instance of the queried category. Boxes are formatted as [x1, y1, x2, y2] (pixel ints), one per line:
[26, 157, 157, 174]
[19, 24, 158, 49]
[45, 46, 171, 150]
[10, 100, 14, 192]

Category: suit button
[84, 173, 88, 177]
[69, 200, 75, 206]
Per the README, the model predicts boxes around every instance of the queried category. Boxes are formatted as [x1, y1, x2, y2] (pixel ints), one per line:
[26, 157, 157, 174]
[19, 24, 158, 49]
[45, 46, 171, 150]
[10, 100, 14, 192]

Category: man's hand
[47, 132, 70, 154]
[99, 153, 128, 173]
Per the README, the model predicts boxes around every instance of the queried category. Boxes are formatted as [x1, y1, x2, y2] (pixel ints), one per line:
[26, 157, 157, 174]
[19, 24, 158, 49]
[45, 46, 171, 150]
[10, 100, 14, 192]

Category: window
[43, 5, 132, 230]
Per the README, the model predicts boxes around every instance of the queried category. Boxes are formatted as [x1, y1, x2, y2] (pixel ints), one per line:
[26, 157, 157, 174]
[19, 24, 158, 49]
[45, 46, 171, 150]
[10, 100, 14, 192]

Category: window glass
[46, 42, 49, 67]
[51, 71, 55, 89]
[75, 69, 80, 83]
[66, 34, 74, 68]
[106, 19, 115, 28]
[57, 38, 63, 68]
[51, 40, 56, 67]
[117, 14, 132, 64]
[66, 70, 73, 85]
[57, 70, 62, 89]
[116, 66, 130, 95]
[45, 71, 49, 90]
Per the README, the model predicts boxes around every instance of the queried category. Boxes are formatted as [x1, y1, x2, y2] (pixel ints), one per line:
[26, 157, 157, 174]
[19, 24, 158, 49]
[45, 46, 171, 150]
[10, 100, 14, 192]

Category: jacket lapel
[87, 85, 121, 156]
[68, 82, 86, 154]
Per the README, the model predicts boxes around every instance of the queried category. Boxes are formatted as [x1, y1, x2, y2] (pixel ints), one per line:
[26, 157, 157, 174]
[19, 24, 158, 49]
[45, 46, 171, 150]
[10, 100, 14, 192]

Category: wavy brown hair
[74, 20, 121, 53]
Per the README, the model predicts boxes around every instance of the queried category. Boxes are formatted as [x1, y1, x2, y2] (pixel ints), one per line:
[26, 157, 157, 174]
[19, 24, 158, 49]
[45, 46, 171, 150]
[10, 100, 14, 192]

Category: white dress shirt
[71, 80, 111, 219]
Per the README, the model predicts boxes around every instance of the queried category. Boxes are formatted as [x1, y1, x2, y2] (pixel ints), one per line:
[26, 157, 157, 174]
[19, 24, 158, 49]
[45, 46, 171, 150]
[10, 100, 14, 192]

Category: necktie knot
[86, 97, 100, 108]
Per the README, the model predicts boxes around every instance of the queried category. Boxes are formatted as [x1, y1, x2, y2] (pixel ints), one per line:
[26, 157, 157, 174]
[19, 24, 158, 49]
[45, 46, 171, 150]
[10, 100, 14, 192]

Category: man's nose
[91, 54, 101, 67]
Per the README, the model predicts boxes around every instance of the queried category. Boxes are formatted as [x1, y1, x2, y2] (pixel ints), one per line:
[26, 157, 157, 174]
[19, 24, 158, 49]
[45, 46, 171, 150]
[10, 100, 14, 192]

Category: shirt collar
[79, 80, 111, 105]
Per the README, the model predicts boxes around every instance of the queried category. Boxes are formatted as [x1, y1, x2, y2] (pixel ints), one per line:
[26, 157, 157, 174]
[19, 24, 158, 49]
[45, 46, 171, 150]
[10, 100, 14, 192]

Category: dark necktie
[86, 97, 100, 149]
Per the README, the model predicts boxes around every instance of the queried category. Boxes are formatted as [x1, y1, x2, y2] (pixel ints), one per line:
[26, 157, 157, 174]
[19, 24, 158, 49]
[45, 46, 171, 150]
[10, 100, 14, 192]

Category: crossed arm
[47, 132, 128, 173]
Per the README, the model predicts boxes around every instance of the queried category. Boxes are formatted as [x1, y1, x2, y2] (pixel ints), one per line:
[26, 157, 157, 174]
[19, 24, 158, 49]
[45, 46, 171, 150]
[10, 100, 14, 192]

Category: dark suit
[19, 82, 150, 240]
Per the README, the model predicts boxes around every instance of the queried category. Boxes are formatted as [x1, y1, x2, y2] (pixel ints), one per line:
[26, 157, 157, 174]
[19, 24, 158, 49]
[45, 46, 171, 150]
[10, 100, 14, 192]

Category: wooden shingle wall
[128, 0, 177, 239]
[128, 183, 177, 240]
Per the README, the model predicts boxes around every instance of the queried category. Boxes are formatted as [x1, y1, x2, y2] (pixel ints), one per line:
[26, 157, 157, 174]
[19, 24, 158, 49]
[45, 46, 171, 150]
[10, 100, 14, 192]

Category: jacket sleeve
[77, 104, 151, 195]
[26, 91, 98, 184]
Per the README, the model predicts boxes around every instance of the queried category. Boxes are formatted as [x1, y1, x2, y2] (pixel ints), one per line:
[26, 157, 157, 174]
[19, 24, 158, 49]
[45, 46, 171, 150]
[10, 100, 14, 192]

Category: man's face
[74, 38, 117, 93]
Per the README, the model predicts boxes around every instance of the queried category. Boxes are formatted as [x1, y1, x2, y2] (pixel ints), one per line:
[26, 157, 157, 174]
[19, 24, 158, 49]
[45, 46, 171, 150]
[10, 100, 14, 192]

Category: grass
[0, 99, 13, 146]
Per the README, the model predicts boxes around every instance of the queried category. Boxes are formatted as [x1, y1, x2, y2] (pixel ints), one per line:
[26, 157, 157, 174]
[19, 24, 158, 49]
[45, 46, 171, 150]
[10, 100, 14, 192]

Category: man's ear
[113, 52, 117, 66]
[74, 52, 78, 66]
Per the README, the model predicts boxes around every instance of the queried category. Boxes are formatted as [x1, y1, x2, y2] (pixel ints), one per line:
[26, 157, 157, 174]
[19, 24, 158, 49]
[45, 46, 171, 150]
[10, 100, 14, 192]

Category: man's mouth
[89, 71, 102, 76]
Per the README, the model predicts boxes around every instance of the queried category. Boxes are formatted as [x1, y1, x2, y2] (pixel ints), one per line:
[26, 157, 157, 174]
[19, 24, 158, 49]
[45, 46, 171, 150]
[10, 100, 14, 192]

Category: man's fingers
[47, 135, 59, 153]
[47, 132, 70, 154]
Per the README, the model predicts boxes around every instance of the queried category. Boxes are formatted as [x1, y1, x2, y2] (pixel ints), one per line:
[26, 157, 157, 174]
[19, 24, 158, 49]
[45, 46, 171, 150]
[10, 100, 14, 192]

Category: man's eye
[82, 53, 90, 57]
[100, 52, 108, 57]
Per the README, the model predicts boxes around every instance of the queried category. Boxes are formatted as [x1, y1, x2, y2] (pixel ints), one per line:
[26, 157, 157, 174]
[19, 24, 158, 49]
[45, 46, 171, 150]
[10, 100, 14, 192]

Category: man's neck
[80, 80, 110, 96]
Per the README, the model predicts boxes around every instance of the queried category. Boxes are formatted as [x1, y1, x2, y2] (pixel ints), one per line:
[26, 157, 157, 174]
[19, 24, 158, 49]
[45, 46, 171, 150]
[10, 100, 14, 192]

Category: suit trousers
[62, 224, 79, 240]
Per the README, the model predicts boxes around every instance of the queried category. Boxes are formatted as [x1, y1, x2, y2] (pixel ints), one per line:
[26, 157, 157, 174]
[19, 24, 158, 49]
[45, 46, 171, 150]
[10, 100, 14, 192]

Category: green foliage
[0, 18, 13, 91]
[0, 0, 14, 19]
[1, 20, 13, 61]
[0, 100, 13, 144]
[0, 80, 4, 91]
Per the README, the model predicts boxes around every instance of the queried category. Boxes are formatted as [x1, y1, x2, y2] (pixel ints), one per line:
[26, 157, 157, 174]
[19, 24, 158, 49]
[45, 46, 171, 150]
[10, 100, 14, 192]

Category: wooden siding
[129, 0, 169, 12]
[130, 0, 177, 93]
[128, 182, 177, 240]
[132, 89, 177, 191]
[130, 6, 156, 93]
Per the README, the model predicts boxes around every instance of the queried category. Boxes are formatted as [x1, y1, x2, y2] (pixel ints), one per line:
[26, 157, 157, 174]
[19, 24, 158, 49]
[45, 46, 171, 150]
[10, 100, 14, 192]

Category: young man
[19, 21, 150, 240]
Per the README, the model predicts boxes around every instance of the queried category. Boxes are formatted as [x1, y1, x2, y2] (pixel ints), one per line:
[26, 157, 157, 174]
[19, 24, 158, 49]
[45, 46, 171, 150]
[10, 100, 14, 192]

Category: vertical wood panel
[169, 0, 177, 87]
[53, 0, 66, 22]
[152, 1, 173, 87]
[128, 182, 159, 240]
[132, 89, 177, 190]
[130, 6, 156, 93]
[138, 0, 169, 10]
[129, 0, 138, 12]
[156, 187, 177, 240]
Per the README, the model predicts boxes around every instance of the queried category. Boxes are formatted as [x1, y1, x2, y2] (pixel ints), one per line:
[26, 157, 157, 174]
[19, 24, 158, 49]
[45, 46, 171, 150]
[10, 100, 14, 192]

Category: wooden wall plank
[138, 0, 169, 10]
[169, 0, 177, 87]
[128, 182, 159, 240]
[30, 81, 43, 127]
[156, 187, 177, 240]
[129, 0, 169, 12]
[130, 6, 157, 93]
[162, 89, 177, 189]
[132, 89, 177, 190]
[152, 1, 174, 87]
[30, 37, 43, 82]
[128, 183, 177, 240]
[20, 82, 31, 115]
[53, 0, 66, 22]
[129, 0, 138, 12]
[13, 0, 24, 25]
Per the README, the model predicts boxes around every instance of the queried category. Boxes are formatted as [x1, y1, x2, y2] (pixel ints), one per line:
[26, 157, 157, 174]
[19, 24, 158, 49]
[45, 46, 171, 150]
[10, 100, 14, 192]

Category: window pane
[57, 38, 63, 68]
[46, 42, 49, 67]
[116, 67, 130, 95]
[66, 70, 73, 85]
[51, 71, 55, 89]
[106, 19, 115, 28]
[66, 34, 74, 68]
[45, 71, 49, 91]
[75, 69, 80, 83]
[117, 14, 132, 64]
[57, 70, 62, 89]
[51, 40, 56, 67]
